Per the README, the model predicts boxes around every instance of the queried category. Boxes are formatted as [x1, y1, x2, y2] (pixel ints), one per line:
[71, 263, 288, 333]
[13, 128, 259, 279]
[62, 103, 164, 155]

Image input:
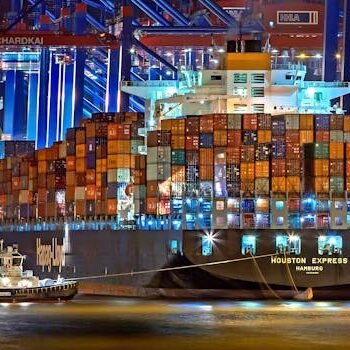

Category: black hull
[1, 228, 350, 300]
[0, 282, 78, 303]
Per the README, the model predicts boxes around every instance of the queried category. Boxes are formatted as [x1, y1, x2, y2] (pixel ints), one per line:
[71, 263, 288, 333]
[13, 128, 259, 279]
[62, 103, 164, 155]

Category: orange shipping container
[108, 140, 131, 154]
[257, 130, 272, 143]
[171, 165, 186, 182]
[12, 177, 21, 191]
[213, 114, 227, 130]
[107, 198, 117, 215]
[96, 159, 107, 173]
[286, 176, 301, 192]
[66, 156, 76, 171]
[66, 171, 76, 186]
[107, 154, 131, 169]
[38, 160, 47, 174]
[76, 144, 86, 158]
[200, 149, 213, 165]
[315, 177, 329, 193]
[329, 142, 344, 159]
[344, 116, 350, 132]
[300, 130, 314, 144]
[37, 149, 47, 161]
[160, 119, 172, 131]
[171, 134, 185, 149]
[171, 119, 185, 134]
[214, 130, 227, 146]
[146, 197, 158, 214]
[76, 157, 86, 173]
[86, 122, 96, 138]
[272, 177, 286, 192]
[240, 162, 255, 180]
[313, 159, 329, 176]
[199, 165, 214, 180]
[299, 114, 314, 130]
[86, 169, 96, 184]
[285, 130, 300, 143]
[255, 161, 269, 178]
[86, 185, 96, 200]
[315, 131, 330, 143]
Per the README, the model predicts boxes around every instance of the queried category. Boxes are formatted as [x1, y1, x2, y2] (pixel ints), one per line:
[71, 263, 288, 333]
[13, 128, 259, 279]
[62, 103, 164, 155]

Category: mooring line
[67, 253, 277, 281]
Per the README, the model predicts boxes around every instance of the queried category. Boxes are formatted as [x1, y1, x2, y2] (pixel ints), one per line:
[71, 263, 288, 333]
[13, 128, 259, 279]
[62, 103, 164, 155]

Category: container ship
[1, 40, 350, 300]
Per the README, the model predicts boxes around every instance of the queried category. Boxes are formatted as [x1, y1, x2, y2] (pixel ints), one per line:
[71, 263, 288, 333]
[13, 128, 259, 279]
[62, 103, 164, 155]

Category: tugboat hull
[0, 282, 78, 303]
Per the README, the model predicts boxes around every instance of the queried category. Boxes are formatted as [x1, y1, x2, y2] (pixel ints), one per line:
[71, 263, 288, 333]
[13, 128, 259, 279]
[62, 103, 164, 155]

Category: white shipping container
[147, 164, 158, 181]
[59, 141, 67, 159]
[157, 163, 171, 180]
[227, 114, 242, 130]
[117, 168, 131, 182]
[285, 115, 299, 130]
[107, 169, 117, 183]
[75, 186, 86, 200]
[171, 182, 185, 197]
[19, 190, 30, 204]
[147, 147, 158, 164]
[330, 130, 344, 142]
[134, 185, 146, 200]
[157, 146, 171, 163]
[131, 140, 144, 154]
[344, 132, 350, 142]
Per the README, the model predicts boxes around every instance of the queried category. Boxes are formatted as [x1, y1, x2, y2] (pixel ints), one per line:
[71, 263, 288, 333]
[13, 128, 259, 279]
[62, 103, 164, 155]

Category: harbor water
[1, 296, 350, 350]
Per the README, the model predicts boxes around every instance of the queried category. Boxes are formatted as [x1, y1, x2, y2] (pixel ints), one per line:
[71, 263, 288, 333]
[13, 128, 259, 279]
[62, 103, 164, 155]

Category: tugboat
[0, 240, 78, 302]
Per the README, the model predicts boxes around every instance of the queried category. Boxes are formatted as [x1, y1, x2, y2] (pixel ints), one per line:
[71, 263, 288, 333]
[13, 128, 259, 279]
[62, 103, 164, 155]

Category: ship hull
[1, 228, 350, 300]
[0, 282, 78, 303]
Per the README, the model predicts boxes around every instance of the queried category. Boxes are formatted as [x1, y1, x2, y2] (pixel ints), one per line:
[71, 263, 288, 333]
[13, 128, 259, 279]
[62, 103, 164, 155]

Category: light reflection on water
[1, 296, 350, 350]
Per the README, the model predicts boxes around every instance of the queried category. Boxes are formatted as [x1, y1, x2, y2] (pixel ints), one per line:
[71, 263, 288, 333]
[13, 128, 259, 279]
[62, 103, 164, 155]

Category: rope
[283, 251, 299, 292]
[250, 253, 282, 300]
[66, 253, 277, 281]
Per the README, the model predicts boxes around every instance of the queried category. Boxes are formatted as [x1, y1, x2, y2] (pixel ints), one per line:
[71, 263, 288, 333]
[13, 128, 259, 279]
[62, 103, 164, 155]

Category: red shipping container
[257, 114, 271, 130]
[199, 115, 213, 132]
[185, 136, 199, 150]
[330, 160, 344, 176]
[315, 131, 330, 143]
[240, 145, 255, 162]
[285, 130, 300, 143]
[185, 117, 200, 135]
[227, 130, 242, 147]
[286, 159, 301, 176]
[213, 114, 228, 130]
[146, 197, 158, 214]
[271, 159, 286, 176]
[286, 143, 301, 159]
[226, 147, 241, 163]
[243, 114, 257, 130]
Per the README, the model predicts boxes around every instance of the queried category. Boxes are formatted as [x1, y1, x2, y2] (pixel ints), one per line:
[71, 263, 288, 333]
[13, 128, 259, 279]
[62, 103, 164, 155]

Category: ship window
[202, 235, 213, 256]
[241, 235, 256, 255]
[286, 74, 293, 80]
[276, 216, 284, 226]
[318, 235, 342, 255]
[233, 104, 248, 112]
[252, 104, 265, 113]
[275, 201, 284, 210]
[276, 235, 301, 255]
[233, 73, 247, 83]
[251, 87, 265, 97]
[251, 73, 265, 83]
[168, 239, 179, 255]
[233, 87, 248, 97]
[211, 75, 222, 81]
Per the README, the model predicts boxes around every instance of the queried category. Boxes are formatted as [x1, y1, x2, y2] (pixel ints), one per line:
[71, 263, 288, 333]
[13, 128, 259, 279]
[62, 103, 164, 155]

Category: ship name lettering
[279, 13, 301, 22]
[0, 37, 44, 45]
[271, 257, 306, 264]
[36, 238, 65, 272]
[312, 257, 348, 264]
[295, 265, 323, 272]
